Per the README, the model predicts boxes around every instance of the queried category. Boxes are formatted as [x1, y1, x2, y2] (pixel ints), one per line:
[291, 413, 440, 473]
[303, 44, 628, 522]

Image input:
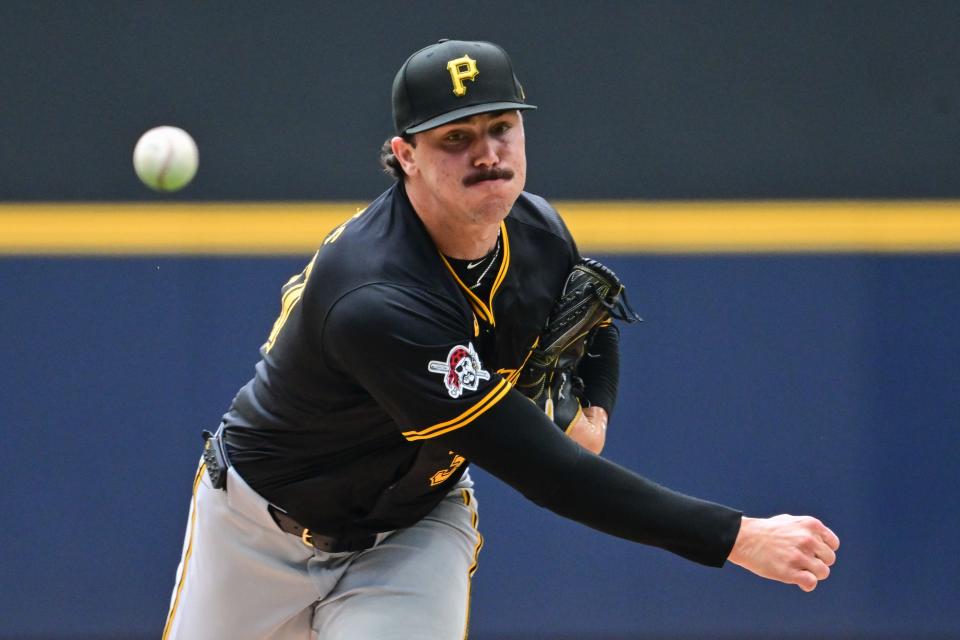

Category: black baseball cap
[392, 39, 536, 135]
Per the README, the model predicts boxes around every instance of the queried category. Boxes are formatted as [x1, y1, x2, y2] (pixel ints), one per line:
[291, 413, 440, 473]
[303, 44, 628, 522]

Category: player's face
[403, 111, 527, 226]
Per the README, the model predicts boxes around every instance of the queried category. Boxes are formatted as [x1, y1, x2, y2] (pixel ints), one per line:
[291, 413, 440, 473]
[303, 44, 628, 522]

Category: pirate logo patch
[428, 342, 490, 398]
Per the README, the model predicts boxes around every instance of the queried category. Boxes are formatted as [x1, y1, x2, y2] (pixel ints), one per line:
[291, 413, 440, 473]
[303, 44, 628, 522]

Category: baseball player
[164, 39, 840, 639]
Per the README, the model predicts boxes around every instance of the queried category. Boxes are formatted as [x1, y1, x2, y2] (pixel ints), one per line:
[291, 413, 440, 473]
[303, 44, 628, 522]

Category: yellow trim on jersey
[439, 254, 490, 323]
[438, 221, 510, 326]
[263, 252, 317, 353]
[402, 378, 512, 441]
[162, 463, 207, 640]
[264, 281, 305, 352]
[505, 336, 540, 385]
[486, 223, 511, 324]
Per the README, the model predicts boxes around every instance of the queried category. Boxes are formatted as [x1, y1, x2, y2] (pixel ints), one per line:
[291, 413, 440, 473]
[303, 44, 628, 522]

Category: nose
[472, 134, 501, 167]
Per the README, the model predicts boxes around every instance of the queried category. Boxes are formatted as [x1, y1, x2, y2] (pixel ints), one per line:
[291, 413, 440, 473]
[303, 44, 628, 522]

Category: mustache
[463, 167, 514, 186]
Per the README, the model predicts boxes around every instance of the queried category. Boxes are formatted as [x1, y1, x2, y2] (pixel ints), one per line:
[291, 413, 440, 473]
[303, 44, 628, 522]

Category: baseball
[133, 126, 199, 192]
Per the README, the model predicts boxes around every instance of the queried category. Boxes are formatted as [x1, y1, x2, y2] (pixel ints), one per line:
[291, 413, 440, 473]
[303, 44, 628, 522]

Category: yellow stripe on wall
[2, 201, 960, 254]
[0, 203, 367, 255]
[559, 200, 960, 253]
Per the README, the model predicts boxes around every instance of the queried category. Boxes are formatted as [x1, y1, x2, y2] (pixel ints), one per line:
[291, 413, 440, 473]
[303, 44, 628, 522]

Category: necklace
[469, 233, 501, 289]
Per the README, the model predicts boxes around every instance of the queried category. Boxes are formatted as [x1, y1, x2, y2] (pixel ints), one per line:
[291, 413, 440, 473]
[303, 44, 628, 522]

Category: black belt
[201, 427, 377, 553]
[266, 505, 378, 553]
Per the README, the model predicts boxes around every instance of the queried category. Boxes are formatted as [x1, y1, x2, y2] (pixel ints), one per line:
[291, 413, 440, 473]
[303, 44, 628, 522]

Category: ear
[390, 136, 418, 176]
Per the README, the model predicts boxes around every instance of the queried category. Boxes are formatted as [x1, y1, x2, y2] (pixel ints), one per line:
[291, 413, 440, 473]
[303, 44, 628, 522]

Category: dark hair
[379, 134, 416, 179]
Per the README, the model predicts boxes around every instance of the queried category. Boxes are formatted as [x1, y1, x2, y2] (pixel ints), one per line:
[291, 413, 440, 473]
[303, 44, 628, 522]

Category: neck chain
[469, 232, 501, 289]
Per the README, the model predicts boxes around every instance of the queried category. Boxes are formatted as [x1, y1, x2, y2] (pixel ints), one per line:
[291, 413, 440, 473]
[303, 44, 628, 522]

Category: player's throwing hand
[726, 514, 840, 592]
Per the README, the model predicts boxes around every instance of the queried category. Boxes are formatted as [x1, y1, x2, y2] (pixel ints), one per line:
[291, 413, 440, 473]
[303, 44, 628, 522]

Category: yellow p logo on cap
[446, 55, 479, 97]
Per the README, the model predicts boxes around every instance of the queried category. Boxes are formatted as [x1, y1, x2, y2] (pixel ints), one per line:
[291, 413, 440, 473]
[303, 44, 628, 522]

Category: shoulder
[321, 282, 469, 370]
[315, 184, 398, 256]
[308, 183, 450, 293]
[505, 191, 579, 262]
[325, 282, 466, 340]
[509, 191, 576, 246]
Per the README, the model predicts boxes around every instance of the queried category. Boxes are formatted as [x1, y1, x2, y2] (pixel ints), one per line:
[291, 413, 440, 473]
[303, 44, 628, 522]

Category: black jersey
[223, 181, 578, 537]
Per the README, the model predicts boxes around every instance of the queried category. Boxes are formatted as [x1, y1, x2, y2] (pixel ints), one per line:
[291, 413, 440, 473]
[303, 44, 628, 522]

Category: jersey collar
[438, 220, 510, 327]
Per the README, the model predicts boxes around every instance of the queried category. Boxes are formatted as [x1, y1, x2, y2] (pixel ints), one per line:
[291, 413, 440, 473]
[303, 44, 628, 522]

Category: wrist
[727, 516, 755, 566]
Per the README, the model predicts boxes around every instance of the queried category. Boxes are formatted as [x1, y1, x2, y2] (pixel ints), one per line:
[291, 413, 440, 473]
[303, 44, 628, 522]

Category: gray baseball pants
[163, 461, 483, 639]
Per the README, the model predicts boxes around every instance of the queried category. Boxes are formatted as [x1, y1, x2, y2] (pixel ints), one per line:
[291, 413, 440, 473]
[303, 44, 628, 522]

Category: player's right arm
[438, 390, 839, 589]
[442, 389, 742, 566]
[322, 283, 839, 587]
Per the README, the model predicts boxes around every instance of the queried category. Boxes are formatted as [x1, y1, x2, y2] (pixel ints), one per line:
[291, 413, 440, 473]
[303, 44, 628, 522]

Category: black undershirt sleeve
[576, 324, 620, 416]
[440, 389, 742, 567]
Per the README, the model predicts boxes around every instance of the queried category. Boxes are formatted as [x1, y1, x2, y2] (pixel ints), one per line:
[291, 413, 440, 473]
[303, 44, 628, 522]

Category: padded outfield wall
[2, 208, 959, 640]
[2, 2, 959, 639]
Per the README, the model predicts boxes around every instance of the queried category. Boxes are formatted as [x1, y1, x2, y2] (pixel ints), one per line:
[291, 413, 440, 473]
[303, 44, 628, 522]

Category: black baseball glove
[515, 257, 640, 431]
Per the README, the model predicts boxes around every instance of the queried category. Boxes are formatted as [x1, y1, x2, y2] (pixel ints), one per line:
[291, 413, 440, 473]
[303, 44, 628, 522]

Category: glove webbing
[518, 259, 639, 403]
[579, 258, 642, 325]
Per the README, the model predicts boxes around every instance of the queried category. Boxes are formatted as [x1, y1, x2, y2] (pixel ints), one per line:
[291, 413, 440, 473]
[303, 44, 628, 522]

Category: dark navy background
[1, 1, 958, 200]
[2, 1, 959, 638]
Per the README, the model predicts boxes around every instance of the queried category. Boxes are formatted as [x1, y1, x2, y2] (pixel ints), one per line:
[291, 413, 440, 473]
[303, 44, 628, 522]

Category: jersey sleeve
[322, 283, 512, 440]
[440, 388, 743, 566]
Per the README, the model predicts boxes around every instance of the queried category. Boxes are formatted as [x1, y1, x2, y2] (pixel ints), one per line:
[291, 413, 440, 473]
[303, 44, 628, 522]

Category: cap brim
[404, 102, 537, 134]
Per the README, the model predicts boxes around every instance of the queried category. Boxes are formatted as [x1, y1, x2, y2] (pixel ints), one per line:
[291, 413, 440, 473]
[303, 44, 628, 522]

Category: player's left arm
[567, 322, 620, 454]
[514, 256, 637, 454]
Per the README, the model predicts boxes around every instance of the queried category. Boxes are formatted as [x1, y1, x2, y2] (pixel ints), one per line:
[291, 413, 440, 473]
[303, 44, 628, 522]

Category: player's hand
[727, 514, 840, 592]
[566, 406, 608, 454]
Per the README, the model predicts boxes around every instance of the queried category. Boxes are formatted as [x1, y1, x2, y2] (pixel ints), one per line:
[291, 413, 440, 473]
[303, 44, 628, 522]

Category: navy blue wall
[2, 255, 958, 638]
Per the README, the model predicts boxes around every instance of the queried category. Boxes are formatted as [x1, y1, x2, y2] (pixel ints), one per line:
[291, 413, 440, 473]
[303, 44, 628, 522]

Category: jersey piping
[495, 336, 540, 386]
[438, 221, 510, 326]
[401, 377, 512, 441]
[264, 253, 317, 354]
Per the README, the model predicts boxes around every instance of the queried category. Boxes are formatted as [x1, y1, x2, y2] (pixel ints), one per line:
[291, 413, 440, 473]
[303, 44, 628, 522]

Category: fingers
[793, 520, 835, 591]
[806, 556, 831, 581]
[803, 517, 840, 551]
[794, 570, 818, 592]
[820, 525, 841, 551]
[792, 516, 839, 563]
[790, 555, 828, 592]
[807, 519, 840, 568]
[733, 514, 839, 593]
[790, 543, 831, 579]
[813, 539, 836, 566]
[581, 406, 608, 431]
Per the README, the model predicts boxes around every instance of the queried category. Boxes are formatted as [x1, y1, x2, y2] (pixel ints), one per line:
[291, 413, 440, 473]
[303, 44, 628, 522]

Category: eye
[443, 131, 468, 143]
[491, 121, 512, 135]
